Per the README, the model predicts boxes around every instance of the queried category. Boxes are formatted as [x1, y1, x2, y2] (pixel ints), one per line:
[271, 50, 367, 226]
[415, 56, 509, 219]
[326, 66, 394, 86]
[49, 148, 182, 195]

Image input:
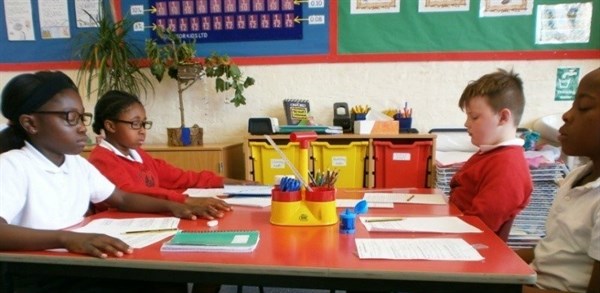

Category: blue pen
[281, 177, 289, 191]
[281, 177, 299, 192]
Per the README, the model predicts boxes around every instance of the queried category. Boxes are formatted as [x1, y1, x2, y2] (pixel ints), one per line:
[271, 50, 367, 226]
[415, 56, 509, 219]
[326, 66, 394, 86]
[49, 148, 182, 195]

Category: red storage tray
[373, 141, 433, 188]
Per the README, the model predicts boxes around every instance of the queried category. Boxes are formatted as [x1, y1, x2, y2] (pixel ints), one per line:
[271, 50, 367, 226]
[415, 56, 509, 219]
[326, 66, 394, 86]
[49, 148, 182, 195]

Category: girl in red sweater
[89, 90, 247, 218]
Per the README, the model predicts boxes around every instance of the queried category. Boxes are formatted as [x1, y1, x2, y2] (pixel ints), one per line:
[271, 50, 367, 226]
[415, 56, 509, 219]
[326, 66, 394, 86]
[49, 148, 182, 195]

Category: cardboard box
[353, 120, 399, 134]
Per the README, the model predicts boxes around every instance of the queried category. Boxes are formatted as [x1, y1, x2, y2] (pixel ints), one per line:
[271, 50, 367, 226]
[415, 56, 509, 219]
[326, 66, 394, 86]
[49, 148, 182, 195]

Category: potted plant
[74, 3, 153, 100]
[145, 26, 255, 146]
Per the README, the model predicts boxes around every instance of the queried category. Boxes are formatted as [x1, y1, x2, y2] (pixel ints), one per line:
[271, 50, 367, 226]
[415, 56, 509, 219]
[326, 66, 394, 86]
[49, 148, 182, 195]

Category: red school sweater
[449, 146, 533, 233]
[88, 146, 224, 203]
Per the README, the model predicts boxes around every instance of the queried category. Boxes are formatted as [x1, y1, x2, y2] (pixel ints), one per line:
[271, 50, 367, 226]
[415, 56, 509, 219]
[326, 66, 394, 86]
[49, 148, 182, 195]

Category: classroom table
[0, 188, 535, 293]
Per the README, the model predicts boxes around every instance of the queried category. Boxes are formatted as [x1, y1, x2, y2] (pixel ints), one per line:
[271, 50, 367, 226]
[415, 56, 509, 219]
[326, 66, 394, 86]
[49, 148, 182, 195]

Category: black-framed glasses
[112, 119, 153, 130]
[31, 111, 93, 126]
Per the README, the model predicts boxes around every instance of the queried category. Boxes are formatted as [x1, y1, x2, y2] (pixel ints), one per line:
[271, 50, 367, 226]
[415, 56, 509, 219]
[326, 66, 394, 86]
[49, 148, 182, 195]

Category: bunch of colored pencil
[351, 105, 371, 114]
[311, 169, 340, 189]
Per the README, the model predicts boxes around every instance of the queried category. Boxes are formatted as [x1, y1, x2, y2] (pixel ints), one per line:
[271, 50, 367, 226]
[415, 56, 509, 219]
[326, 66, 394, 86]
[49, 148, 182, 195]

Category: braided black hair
[92, 90, 142, 134]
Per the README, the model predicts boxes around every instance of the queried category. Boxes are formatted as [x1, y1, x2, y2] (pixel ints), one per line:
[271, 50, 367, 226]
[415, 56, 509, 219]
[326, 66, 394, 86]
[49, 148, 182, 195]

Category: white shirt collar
[564, 161, 600, 190]
[98, 140, 143, 163]
[23, 141, 68, 174]
[478, 138, 524, 153]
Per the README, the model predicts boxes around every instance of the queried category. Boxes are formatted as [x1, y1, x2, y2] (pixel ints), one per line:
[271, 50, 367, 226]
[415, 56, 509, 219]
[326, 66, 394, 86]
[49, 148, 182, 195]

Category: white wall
[1, 59, 598, 144]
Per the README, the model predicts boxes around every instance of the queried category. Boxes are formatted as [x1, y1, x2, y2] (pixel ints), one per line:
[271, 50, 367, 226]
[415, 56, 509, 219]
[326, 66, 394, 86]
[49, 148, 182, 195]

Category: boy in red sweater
[88, 90, 250, 218]
[449, 69, 533, 240]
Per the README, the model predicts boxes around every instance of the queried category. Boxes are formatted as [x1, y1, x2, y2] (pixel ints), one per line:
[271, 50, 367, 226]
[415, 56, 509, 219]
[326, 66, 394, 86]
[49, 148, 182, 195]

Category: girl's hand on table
[61, 231, 132, 259]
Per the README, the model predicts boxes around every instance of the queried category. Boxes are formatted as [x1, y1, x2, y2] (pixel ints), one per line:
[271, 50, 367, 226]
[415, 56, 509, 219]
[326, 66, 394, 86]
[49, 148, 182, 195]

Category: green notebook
[161, 230, 260, 253]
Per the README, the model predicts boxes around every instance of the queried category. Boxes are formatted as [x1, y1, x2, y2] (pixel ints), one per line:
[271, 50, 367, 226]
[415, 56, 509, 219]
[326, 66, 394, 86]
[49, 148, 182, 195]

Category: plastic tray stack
[509, 162, 567, 248]
[434, 165, 460, 194]
[435, 162, 567, 248]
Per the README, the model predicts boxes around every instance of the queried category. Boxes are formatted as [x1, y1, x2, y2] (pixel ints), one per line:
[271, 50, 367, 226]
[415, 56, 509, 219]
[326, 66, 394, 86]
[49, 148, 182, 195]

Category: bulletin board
[0, 0, 331, 70]
[0, 0, 598, 71]
[337, 0, 600, 55]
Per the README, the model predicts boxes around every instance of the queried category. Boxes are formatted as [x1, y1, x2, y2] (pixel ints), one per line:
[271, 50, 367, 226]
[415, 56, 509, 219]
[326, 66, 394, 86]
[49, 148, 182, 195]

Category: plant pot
[177, 64, 203, 81]
[167, 125, 203, 146]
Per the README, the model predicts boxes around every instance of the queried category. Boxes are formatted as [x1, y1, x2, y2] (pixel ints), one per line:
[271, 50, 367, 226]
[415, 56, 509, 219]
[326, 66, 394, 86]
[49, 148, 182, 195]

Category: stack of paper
[71, 217, 180, 248]
[161, 230, 260, 252]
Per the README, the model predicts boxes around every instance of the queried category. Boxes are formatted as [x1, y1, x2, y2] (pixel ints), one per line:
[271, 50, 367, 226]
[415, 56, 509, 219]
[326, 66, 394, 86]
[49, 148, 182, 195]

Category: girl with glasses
[0, 71, 215, 292]
[88, 90, 250, 218]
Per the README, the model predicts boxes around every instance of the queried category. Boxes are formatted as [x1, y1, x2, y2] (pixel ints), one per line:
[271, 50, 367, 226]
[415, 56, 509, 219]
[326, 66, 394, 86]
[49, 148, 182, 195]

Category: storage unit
[81, 143, 245, 179]
[373, 141, 433, 188]
[311, 141, 369, 188]
[244, 134, 436, 188]
[249, 142, 301, 185]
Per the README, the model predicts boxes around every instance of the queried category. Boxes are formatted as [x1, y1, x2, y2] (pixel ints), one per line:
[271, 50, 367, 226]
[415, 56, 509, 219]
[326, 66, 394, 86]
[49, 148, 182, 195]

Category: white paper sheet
[70, 217, 180, 248]
[224, 184, 273, 196]
[38, 0, 71, 39]
[360, 216, 482, 233]
[185, 188, 226, 198]
[336, 199, 393, 209]
[223, 197, 272, 208]
[355, 238, 484, 261]
[4, 0, 35, 40]
[363, 193, 447, 205]
[75, 0, 101, 27]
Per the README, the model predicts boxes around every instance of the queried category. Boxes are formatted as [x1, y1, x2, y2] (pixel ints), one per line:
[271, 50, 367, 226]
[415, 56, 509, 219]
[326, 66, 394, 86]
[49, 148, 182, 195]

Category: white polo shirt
[0, 142, 115, 229]
[531, 161, 600, 292]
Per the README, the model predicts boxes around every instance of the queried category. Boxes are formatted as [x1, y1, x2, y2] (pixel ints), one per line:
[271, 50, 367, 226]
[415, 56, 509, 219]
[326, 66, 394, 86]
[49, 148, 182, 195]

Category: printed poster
[351, 0, 400, 14]
[4, 0, 35, 41]
[75, 0, 102, 28]
[554, 67, 580, 101]
[418, 0, 469, 13]
[38, 0, 71, 39]
[150, 0, 302, 43]
[536, 3, 593, 45]
[479, 0, 533, 17]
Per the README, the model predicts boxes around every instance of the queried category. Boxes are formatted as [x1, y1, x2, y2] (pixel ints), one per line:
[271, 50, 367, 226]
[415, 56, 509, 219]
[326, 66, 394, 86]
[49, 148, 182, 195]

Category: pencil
[365, 218, 404, 223]
[406, 195, 415, 202]
[123, 228, 178, 235]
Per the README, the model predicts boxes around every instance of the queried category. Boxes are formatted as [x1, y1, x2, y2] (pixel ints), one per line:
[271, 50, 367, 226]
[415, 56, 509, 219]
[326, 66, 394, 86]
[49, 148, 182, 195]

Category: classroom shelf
[244, 134, 436, 188]
[81, 143, 246, 180]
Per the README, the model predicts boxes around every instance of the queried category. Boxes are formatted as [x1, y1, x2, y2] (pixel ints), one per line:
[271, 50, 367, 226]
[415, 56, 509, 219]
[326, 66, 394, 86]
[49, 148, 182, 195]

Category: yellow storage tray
[311, 141, 368, 188]
[249, 142, 301, 185]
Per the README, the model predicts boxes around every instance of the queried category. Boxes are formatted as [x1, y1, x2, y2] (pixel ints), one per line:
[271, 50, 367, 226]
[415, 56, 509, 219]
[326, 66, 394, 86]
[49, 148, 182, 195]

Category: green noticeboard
[337, 0, 600, 54]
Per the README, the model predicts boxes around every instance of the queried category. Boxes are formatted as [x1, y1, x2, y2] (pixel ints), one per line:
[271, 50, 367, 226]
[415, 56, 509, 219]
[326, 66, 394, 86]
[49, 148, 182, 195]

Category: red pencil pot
[271, 188, 302, 202]
[305, 187, 335, 202]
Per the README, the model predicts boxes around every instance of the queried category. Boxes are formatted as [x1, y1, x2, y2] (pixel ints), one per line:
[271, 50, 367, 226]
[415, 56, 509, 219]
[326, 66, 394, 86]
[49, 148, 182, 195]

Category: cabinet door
[150, 150, 223, 174]
[80, 144, 245, 177]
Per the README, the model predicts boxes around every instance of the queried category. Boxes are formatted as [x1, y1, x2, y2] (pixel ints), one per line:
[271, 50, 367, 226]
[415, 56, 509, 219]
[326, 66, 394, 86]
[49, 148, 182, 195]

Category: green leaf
[215, 77, 225, 91]
[244, 77, 255, 88]
[150, 63, 165, 82]
[228, 65, 241, 78]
